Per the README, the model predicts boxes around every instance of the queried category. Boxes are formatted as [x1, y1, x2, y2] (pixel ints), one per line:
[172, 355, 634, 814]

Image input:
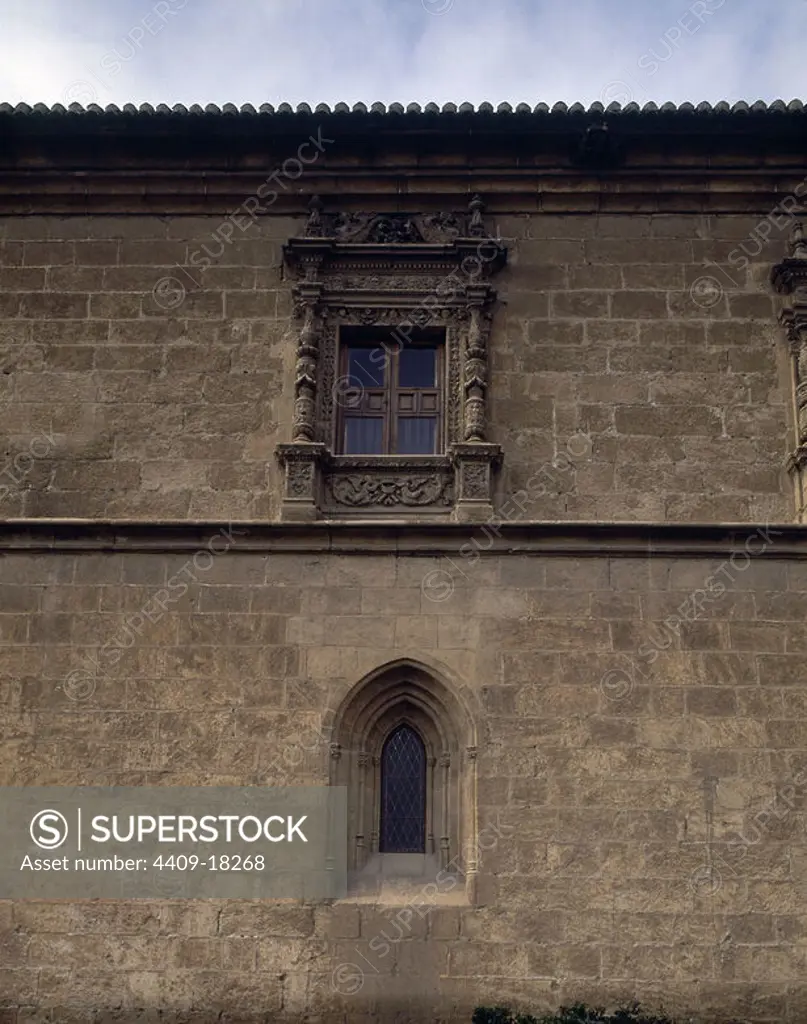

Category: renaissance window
[337, 328, 444, 456]
[278, 204, 507, 520]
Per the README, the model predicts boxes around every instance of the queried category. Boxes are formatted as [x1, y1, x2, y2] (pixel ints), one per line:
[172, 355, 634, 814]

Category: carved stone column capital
[787, 445, 807, 474]
[780, 305, 807, 353]
[772, 222, 807, 296]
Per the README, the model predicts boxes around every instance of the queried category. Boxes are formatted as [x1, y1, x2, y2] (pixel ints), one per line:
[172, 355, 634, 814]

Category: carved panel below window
[323, 457, 455, 515]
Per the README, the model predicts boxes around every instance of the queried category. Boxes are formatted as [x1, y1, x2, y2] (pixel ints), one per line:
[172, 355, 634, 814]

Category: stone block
[550, 291, 610, 318]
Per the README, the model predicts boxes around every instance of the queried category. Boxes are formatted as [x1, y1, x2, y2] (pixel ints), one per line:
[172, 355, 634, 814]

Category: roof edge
[1, 99, 805, 117]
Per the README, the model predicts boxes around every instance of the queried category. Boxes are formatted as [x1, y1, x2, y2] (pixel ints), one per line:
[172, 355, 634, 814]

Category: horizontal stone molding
[0, 519, 806, 557]
[3, 173, 807, 214]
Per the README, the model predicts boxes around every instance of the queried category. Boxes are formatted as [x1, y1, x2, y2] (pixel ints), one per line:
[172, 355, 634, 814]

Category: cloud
[0, 0, 804, 108]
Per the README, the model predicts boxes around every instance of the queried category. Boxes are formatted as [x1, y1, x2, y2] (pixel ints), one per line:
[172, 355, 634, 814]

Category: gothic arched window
[380, 725, 426, 853]
[330, 659, 481, 903]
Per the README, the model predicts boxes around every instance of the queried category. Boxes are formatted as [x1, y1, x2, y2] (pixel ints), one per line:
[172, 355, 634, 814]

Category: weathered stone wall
[0, 211, 793, 522]
[496, 214, 792, 523]
[1, 543, 806, 1022]
[0, 215, 298, 520]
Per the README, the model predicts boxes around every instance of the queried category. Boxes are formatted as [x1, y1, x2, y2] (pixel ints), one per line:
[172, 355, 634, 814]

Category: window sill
[277, 441, 501, 522]
[340, 853, 472, 906]
[327, 455, 450, 467]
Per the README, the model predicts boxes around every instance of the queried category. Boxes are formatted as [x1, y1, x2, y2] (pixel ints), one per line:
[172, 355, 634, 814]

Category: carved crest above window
[276, 195, 507, 521]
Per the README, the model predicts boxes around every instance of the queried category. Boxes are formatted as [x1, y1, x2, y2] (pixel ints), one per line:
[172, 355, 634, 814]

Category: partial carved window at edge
[275, 197, 507, 522]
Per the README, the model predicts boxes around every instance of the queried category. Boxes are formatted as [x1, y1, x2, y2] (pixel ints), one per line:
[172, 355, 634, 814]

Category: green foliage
[472, 1003, 676, 1024]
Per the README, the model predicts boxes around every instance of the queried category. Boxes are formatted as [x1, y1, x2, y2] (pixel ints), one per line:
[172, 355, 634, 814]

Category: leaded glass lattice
[379, 725, 426, 853]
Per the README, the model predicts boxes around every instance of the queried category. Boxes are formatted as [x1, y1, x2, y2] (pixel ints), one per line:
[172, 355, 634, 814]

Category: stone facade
[1, 102, 807, 1022]
[0, 205, 796, 523]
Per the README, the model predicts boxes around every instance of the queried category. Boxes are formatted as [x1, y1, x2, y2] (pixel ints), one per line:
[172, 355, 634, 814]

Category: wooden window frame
[336, 327, 445, 456]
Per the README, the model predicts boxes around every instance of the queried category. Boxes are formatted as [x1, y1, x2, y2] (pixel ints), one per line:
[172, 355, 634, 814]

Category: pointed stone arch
[329, 658, 479, 902]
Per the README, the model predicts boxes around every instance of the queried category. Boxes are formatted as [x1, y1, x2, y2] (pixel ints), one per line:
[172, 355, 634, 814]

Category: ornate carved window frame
[276, 197, 507, 521]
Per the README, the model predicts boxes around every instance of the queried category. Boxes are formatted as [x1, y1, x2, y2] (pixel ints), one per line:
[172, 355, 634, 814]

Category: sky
[0, 0, 804, 110]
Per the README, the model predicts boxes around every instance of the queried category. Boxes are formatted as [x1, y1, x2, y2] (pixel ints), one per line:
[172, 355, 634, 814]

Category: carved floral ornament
[276, 196, 507, 522]
[328, 474, 452, 508]
[302, 195, 490, 244]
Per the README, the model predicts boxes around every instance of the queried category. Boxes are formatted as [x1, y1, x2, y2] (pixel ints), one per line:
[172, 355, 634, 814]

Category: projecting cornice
[1, 101, 807, 213]
[0, 520, 804, 558]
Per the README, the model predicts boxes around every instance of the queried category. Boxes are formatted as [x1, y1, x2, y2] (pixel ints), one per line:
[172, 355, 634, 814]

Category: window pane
[397, 417, 436, 454]
[399, 346, 436, 388]
[380, 725, 426, 853]
[343, 417, 383, 454]
[347, 346, 386, 388]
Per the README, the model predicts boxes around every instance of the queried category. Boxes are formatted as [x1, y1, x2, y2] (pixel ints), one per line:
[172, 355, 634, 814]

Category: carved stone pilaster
[450, 442, 502, 522]
[276, 442, 326, 521]
[453, 278, 499, 517]
[291, 290, 323, 442]
[772, 221, 807, 520]
[355, 750, 370, 869]
[463, 300, 491, 442]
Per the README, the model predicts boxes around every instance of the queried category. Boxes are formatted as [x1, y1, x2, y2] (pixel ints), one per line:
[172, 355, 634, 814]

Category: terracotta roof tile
[0, 100, 804, 117]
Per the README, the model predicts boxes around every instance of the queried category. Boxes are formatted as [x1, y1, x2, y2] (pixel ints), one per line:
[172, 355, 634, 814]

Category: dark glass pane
[397, 417, 436, 454]
[399, 346, 436, 388]
[347, 346, 386, 388]
[380, 725, 426, 853]
[344, 417, 383, 454]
